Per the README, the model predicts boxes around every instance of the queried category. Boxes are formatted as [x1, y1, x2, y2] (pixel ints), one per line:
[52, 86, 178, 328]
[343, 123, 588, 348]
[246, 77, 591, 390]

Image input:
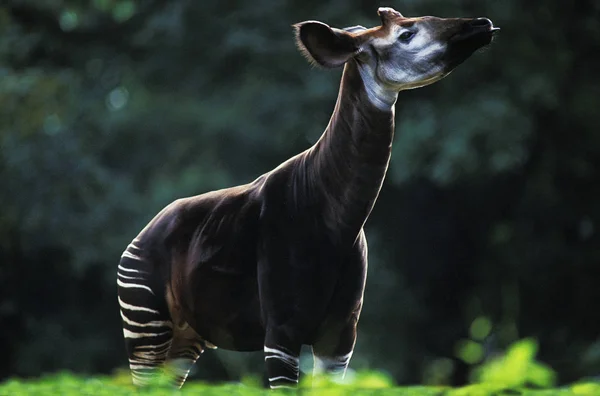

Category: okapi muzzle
[117, 6, 498, 390]
[440, 17, 500, 71]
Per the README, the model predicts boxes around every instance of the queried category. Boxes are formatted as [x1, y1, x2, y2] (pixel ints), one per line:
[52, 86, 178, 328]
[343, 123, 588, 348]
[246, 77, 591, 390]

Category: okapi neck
[305, 60, 396, 239]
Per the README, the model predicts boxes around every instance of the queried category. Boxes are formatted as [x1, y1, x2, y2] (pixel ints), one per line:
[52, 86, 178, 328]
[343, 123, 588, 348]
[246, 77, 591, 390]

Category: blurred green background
[1, 0, 598, 388]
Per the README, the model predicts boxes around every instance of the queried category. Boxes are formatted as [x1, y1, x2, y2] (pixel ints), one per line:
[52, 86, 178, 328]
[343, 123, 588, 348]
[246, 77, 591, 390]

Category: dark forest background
[1, 0, 599, 387]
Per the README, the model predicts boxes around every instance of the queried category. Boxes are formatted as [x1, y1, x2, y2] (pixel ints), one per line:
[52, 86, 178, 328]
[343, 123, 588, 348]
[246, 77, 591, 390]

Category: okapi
[117, 6, 498, 389]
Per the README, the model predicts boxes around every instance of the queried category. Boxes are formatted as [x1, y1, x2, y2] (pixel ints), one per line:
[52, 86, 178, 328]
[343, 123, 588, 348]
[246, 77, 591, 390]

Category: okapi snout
[453, 17, 499, 41]
[441, 17, 499, 72]
[469, 18, 494, 29]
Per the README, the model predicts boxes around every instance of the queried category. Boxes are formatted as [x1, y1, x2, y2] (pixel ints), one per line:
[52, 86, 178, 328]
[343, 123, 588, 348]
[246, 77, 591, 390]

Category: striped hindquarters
[117, 240, 173, 386]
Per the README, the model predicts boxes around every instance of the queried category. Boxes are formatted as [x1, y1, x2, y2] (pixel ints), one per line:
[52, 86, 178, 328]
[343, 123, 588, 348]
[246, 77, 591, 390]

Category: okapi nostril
[470, 18, 493, 28]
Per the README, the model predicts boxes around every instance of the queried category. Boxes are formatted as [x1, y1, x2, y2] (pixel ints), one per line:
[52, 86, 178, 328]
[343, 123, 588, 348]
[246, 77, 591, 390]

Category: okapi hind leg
[164, 324, 208, 388]
[117, 243, 174, 386]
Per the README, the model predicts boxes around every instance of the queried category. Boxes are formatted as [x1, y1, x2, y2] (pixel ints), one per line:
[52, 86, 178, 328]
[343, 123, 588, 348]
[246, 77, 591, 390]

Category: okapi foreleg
[313, 351, 353, 378]
[310, 311, 360, 379]
[312, 323, 357, 378]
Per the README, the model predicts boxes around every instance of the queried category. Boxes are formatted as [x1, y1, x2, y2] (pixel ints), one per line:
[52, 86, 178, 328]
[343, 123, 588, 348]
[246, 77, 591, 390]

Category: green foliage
[1, 372, 599, 395]
[472, 339, 556, 388]
[303, 371, 395, 389]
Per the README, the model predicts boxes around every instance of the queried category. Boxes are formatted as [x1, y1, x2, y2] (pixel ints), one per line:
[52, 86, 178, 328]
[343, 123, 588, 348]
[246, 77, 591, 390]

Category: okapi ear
[293, 21, 361, 68]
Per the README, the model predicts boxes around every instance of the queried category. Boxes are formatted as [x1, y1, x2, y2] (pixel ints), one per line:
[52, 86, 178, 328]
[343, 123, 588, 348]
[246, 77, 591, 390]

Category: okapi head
[294, 7, 498, 104]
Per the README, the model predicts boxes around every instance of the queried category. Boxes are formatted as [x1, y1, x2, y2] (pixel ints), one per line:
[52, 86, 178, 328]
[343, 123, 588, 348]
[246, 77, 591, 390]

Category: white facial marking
[409, 31, 446, 67]
[371, 25, 401, 47]
[357, 62, 399, 110]
[382, 28, 447, 85]
[358, 21, 450, 109]
[406, 29, 431, 49]
[415, 42, 445, 62]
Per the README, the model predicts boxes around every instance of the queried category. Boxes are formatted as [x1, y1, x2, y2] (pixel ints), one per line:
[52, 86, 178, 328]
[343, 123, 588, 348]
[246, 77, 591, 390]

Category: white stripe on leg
[314, 351, 353, 378]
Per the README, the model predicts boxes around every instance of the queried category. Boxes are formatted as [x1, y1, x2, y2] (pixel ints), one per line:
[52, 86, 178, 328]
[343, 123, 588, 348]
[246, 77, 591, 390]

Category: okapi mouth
[443, 18, 499, 72]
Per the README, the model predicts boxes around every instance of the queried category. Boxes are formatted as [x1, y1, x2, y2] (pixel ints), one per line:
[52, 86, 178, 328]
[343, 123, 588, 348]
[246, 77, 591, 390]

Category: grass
[1, 371, 599, 396]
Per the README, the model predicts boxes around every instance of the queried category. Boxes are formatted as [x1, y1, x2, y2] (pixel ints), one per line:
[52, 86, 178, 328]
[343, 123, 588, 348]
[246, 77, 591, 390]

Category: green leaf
[472, 338, 556, 388]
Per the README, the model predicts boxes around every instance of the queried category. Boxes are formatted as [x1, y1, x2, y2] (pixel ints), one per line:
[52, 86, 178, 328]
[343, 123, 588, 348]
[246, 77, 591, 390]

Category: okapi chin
[117, 6, 498, 389]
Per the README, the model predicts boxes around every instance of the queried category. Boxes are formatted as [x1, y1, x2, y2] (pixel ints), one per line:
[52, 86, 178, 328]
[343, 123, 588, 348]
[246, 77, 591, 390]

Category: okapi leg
[313, 351, 353, 379]
[117, 241, 173, 386]
[311, 322, 357, 380]
[165, 323, 205, 388]
[264, 345, 300, 389]
[263, 326, 301, 389]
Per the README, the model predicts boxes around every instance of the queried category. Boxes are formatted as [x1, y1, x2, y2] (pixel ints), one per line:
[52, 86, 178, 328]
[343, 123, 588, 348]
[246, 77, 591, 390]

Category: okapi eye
[399, 31, 415, 42]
